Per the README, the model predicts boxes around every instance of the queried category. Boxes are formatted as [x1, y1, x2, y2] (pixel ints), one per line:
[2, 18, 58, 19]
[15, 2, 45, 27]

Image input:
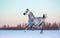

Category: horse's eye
[26, 9, 29, 11]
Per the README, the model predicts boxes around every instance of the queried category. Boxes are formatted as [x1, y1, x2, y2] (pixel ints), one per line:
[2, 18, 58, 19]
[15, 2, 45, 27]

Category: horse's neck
[28, 12, 35, 20]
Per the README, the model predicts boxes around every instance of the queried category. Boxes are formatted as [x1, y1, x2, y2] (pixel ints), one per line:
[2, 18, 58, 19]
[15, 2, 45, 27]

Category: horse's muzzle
[23, 13, 25, 15]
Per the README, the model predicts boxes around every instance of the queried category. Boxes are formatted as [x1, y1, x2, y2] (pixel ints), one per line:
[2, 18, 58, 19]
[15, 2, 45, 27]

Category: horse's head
[23, 9, 30, 15]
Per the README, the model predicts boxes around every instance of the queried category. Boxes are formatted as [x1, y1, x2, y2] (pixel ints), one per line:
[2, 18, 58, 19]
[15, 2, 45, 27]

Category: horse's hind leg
[40, 26, 43, 34]
[39, 23, 44, 34]
[40, 22, 45, 34]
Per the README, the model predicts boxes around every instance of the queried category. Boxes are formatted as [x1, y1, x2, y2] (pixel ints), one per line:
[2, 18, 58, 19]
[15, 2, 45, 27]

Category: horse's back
[33, 17, 43, 25]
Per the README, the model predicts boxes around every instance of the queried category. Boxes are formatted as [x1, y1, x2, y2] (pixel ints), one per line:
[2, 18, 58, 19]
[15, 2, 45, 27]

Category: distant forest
[0, 22, 60, 30]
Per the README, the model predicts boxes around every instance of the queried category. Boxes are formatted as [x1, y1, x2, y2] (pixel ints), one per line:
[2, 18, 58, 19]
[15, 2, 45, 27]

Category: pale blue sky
[0, 0, 60, 26]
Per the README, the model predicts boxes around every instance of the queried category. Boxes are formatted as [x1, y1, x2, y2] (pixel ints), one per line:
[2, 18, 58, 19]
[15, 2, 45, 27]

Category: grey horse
[23, 9, 46, 33]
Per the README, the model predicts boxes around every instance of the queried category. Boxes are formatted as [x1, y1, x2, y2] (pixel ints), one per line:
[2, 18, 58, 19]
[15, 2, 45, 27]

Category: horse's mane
[30, 12, 35, 18]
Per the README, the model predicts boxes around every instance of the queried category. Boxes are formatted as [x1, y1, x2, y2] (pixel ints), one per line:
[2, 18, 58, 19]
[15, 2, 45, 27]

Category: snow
[0, 30, 60, 38]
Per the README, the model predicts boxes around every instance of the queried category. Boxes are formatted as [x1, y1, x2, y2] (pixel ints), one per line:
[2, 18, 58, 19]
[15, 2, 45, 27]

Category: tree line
[0, 22, 60, 30]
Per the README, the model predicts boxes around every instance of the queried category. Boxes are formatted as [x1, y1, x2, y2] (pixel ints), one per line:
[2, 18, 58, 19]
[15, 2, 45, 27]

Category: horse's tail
[43, 14, 46, 19]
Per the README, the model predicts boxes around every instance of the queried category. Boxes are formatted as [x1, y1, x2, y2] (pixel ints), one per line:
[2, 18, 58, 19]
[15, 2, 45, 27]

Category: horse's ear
[26, 9, 29, 11]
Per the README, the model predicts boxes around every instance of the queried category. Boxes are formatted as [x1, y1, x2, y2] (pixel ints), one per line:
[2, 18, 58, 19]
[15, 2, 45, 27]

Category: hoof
[24, 30, 26, 32]
[40, 32, 43, 34]
[32, 29, 34, 31]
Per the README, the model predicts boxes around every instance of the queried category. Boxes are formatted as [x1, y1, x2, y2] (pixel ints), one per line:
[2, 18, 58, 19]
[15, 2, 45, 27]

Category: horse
[23, 9, 46, 33]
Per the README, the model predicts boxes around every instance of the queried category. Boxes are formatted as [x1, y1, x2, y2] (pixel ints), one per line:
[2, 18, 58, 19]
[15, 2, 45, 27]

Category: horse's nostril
[23, 13, 25, 15]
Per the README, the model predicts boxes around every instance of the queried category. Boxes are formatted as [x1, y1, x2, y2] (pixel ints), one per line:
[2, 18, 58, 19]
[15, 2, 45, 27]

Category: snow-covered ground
[0, 30, 60, 38]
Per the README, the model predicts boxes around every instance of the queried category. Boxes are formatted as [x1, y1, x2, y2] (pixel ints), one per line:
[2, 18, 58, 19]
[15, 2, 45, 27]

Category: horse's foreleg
[30, 25, 34, 31]
[24, 25, 29, 32]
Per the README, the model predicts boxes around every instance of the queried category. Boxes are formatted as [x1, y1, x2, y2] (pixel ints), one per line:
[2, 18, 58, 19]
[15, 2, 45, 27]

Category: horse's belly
[34, 20, 40, 25]
[34, 19, 42, 25]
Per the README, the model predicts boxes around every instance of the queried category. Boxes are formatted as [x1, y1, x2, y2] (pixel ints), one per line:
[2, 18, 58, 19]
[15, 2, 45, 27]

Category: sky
[0, 0, 60, 27]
